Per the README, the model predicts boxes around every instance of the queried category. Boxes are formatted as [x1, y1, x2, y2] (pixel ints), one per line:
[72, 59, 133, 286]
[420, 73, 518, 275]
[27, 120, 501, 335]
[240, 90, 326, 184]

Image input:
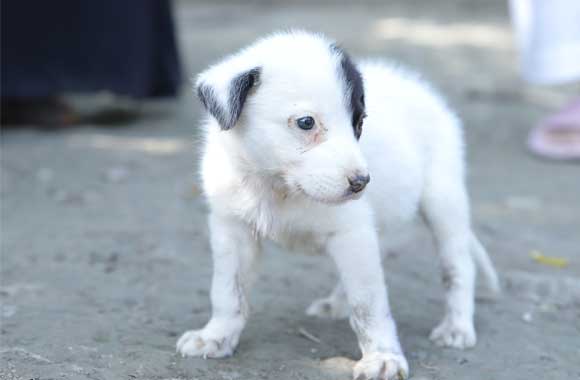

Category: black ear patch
[197, 67, 261, 130]
[197, 85, 227, 128]
[228, 67, 261, 130]
[331, 44, 366, 140]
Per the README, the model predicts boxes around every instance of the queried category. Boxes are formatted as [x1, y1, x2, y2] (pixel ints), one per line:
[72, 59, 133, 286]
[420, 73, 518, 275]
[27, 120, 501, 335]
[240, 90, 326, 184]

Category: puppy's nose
[348, 174, 370, 193]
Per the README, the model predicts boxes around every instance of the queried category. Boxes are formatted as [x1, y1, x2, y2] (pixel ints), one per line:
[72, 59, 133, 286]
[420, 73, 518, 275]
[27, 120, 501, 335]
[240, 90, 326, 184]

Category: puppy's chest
[231, 190, 328, 254]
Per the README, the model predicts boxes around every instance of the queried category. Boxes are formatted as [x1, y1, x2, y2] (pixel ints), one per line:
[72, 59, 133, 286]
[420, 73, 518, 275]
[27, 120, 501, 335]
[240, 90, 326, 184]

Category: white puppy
[177, 31, 500, 380]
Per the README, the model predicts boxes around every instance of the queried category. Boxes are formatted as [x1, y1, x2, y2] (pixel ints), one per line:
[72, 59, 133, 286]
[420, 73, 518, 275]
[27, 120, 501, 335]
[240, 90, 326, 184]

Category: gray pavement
[1, 1, 579, 379]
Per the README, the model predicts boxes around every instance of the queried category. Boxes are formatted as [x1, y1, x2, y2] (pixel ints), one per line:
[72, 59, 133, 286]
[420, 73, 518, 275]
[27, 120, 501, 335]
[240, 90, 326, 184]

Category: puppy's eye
[296, 116, 315, 130]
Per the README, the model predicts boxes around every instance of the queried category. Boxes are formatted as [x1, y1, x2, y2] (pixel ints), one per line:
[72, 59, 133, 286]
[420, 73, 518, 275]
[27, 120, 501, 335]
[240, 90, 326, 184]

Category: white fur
[177, 31, 499, 380]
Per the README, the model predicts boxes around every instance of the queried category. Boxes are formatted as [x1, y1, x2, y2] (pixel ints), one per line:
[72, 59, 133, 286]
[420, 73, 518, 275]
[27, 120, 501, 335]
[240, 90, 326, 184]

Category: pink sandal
[528, 98, 580, 160]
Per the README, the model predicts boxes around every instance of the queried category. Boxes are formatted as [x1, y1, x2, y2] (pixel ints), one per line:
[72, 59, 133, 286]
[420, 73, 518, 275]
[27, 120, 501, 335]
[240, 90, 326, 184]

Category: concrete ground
[1, 1, 579, 379]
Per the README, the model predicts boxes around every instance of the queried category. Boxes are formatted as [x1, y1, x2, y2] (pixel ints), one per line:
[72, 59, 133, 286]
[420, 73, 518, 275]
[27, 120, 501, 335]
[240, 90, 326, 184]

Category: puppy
[177, 31, 500, 380]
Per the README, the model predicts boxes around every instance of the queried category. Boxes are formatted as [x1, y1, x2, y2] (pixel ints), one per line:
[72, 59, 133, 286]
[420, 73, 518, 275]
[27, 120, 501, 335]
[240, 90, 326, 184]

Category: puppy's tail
[470, 233, 501, 297]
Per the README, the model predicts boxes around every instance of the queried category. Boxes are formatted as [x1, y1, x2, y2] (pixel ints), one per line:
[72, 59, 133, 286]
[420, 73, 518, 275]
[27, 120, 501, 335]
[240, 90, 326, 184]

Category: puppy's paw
[176, 326, 240, 359]
[306, 296, 349, 319]
[429, 318, 476, 349]
[353, 352, 409, 380]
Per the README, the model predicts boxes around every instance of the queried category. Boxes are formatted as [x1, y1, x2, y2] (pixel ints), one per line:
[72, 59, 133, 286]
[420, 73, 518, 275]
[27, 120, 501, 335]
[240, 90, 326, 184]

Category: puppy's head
[197, 31, 369, 204]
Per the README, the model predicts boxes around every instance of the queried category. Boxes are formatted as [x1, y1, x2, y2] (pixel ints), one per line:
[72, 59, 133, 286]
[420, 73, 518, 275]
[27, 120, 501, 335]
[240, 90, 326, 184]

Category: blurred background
[1, 1, 578, 380]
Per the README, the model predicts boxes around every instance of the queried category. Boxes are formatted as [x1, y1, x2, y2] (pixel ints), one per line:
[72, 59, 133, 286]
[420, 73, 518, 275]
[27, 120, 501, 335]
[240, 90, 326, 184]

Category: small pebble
[1, 305, 17, 318]
[104, 166, 129, 183]
[52, 189, 69, 203]
[36, 168, 54, 183]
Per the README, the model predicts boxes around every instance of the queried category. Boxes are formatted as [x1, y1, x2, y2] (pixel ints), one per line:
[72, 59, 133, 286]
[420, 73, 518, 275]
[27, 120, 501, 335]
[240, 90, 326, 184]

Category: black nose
[348, 174, 370, 193]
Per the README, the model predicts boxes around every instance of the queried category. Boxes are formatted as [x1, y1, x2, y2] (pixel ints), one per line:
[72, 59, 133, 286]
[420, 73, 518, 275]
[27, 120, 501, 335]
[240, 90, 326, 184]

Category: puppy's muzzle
[348, 173, 370, 193]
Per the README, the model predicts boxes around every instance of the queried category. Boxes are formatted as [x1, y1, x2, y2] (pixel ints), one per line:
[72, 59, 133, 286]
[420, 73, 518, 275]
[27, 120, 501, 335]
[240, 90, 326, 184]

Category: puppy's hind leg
[421, 173, 477, 349]
[306, 281, 350, 320]
[177, 213, 260, 358]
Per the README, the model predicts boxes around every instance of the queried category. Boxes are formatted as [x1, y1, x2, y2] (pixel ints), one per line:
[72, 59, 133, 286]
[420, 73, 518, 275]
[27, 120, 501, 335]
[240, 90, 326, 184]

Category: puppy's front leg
[177, 213, 260, 358]
[327, 222, 408, 380]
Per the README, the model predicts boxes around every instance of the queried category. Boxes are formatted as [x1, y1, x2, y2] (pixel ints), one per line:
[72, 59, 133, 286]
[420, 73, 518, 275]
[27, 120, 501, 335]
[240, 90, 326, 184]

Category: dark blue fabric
[1, 0, 181, 98]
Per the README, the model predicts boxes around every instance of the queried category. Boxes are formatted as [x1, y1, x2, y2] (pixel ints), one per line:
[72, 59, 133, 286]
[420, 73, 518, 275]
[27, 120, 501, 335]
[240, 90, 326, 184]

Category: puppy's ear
[196, 66, 261, 130]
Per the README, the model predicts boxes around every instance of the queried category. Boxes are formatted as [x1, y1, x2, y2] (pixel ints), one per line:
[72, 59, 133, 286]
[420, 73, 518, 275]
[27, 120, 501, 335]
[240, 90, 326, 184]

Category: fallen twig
[298, 327, 321, 344]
